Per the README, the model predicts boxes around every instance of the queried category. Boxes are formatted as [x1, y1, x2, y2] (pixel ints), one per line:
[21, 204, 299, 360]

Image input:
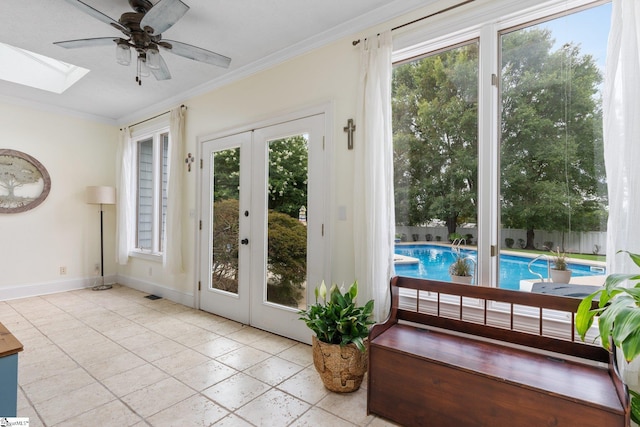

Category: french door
[199, 114, 325, 343]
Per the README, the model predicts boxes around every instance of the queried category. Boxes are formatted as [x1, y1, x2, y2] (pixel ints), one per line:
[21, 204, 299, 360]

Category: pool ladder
[452, 238, 467, 254]
[527, 254, 552, 282]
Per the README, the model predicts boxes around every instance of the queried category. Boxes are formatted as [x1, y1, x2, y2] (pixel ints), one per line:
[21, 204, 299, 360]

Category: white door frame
[194, 103, 333, 342]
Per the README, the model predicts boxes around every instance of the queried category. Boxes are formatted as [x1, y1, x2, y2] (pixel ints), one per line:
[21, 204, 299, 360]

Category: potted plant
[550, 247, 572, 283]
[299, 280, 374, 392]
[576, 250, 640, 424]
[449, 255, 473, 284]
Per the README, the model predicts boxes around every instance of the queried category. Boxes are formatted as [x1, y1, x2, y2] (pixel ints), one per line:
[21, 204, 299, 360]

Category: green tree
[393, 43, 479, 236]
[268, 136, 308, 218]
[500, 29, 605, 249]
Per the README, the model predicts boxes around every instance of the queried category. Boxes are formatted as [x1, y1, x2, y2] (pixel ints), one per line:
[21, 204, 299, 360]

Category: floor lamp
[87, 186, 116, 291]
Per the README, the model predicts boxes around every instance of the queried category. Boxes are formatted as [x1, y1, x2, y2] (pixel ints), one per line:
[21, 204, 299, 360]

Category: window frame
[131, 124, 170, 258]
[391, 0, 610, 325]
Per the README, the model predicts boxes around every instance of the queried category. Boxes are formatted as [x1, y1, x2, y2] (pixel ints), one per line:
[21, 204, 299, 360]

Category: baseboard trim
[0, 275, 116, 301]
[115, 274, 195, 308]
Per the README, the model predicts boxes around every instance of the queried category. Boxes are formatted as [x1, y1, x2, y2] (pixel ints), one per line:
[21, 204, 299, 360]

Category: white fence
[395, 226, 606, 255]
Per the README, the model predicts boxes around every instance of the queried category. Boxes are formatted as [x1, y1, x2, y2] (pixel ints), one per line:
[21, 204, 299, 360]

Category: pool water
[394, 244, 605, 290]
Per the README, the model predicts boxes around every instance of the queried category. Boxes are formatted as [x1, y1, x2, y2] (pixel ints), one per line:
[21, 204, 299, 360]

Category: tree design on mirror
[0, 149, 51, 213]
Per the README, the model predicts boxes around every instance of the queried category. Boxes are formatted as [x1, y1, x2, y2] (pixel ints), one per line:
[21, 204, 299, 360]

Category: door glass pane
[211, 147, 241, 294]
[499, 5, 609, 291]
[266, 135, 308, 309]
[392, 41, 479, 285]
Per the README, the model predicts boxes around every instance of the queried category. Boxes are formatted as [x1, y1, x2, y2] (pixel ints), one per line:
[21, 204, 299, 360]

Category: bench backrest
[373, 276, 609, 363]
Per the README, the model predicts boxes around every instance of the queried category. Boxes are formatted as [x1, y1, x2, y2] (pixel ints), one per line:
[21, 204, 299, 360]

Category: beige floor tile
[213, 414, 254, 426]
[18, 353, 78, 385]
[235, 388, 310, 426]
[250, 334, 298, 355]
[102, 323, 151, 341]
[117, 330, 166, 351]
[147, 394, 229, 427]
[192, 336, 244, 358]
[216, 346, 271, 371]
[174, 359, 237, 391]
[277, 366, 329, 404]
[122, 377, 196, 418]
[22, 367, 95, 404]
[278, 342, 313, 367]
[290, 407, 356, 427]
[34, 382, 114, 426]
[245, 356, 305, 386]
[130, 338, 189, 362]
[102, 363, 170, 397]
[226, 326, 271, 344]
[56, 399, 142, 427]
[367, 415, 404, 426]
[16, 404, 45, 427]
[171, 327, 220, 348]
[83, 350, 147, 380]
[316, 388, 372, 426]
[153, 348, 211, 375]
[202, 372, 270, 411]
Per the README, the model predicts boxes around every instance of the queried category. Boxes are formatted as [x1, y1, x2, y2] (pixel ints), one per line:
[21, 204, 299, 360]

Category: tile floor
[1, 285, 399, 426]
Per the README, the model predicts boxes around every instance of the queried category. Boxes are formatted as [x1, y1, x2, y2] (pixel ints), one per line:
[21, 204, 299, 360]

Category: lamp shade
[86, 186, 116, 205]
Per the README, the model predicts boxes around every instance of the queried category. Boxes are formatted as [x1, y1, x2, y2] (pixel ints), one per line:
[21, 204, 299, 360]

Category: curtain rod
[352, 0, 475, 46]
[121, 104, 187, 130]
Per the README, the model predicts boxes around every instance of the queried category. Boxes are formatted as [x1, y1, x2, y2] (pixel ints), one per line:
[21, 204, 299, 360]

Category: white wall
[0, 102, 118, 299]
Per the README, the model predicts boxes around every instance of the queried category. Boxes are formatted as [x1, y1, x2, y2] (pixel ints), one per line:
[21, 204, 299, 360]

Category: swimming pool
[394, 244, 606, 290]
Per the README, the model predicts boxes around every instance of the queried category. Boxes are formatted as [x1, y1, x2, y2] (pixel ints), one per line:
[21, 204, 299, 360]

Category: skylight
[0, 42, 89, 94]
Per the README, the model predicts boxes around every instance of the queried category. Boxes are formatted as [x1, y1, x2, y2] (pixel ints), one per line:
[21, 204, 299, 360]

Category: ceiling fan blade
[54, 37, 117, 49]
[141, 0, 189, 36]
[161, 40, 231, 68]
[151, 54, 172, 81]
[61, 0, 128, 33]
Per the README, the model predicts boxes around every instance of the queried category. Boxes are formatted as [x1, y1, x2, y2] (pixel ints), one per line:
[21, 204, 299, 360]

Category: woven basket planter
[312, 336, 368, 393]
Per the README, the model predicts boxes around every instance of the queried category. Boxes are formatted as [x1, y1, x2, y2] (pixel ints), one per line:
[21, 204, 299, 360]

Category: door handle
[241, 238, 249, 245]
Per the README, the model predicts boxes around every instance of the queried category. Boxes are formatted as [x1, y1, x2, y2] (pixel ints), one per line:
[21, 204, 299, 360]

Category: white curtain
[116, 127, 135, 265]
[353, 31, 396, 322]
[163, 107, 185, 273]
[604, 0, 640, 276]
[605, 0, 640, 401]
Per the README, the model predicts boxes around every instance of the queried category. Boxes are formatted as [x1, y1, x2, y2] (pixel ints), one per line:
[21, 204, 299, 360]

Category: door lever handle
[241, 238, 249, 245]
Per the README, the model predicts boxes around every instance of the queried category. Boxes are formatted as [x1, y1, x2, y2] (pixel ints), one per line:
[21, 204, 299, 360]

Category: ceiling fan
[54, 0, 231, 85]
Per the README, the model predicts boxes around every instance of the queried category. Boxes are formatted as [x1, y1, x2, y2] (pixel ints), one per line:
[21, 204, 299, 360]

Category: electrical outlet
[60, 266, 67, 275]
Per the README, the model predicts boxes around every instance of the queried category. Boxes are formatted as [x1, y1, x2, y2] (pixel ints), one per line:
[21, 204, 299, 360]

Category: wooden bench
[367, 276, 629, 427]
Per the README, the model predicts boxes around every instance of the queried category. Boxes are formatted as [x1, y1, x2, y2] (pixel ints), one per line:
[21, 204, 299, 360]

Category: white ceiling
[0, 0, 431, 124]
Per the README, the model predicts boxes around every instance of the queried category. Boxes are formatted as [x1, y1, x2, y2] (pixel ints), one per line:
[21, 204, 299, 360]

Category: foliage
[211, 199, 307, 304]
[449, 255, 472, 277]
[299, 281, 374, 352]
[268, 136, 308, 218]
[576, 250, 640, 424]
[449, 232, 463, 242]
[550, 247, 568, 271]
[505, 238, 514, 248]
[392, 27, 607, 243]
[212, 136, 308, 218]
[393, 42, 478, 236]
[267, 210, 307, 306]
[500, 28, 606, 248]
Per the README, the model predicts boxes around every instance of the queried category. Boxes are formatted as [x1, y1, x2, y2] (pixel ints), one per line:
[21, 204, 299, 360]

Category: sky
[538, 2, 612, 71]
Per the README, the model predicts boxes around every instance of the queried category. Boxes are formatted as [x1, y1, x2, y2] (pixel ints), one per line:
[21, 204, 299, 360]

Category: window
[392, 0, 610, 292]
[134, 129, 169, 254]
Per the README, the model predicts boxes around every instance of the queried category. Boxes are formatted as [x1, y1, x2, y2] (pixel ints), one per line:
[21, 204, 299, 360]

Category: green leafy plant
[299, 281, 374, 352]
[550, 246, 568, 271]
[576, 250, 640, 424]
[449, 255, 472, 277]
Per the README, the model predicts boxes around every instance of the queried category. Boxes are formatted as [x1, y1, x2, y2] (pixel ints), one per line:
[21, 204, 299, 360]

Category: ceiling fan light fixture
[146, 48, 160, 70]
[116, 42, 131, 66]
[137, 54, 150, 77]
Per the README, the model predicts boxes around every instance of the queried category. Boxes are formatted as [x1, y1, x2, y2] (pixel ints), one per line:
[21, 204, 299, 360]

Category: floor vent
[144, 294, 162, 300]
